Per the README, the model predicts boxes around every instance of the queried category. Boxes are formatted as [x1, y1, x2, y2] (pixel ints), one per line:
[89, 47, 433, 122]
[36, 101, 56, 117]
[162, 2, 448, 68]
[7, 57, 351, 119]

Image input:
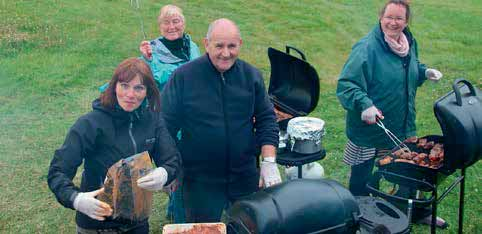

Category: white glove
[259, 157, 282, 188]
[73, 188, 112, 221]
[361, 105, 384, 124]
[137, 167, 168, 191]
[139, 40, 152, 60]
[425, 68, 443, 81]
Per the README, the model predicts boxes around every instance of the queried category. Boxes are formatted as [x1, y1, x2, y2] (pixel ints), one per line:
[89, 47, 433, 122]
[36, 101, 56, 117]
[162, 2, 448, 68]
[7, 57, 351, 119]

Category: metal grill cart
[367, 79, 481, 234]
[266, 46, 325, 178]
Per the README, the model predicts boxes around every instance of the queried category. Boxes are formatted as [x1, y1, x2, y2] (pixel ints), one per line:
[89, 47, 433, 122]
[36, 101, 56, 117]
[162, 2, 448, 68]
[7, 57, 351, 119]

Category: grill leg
[458, 168, 466, 234]
[298, 166, 302, 179]
[431, 187, 437, 234]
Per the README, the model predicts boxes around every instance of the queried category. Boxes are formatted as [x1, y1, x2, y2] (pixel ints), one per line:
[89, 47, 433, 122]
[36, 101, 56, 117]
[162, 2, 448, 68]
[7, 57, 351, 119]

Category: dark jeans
[183, 174, 259, 223]
[166, 184, 186, 223]
[348, 158, 375, 196]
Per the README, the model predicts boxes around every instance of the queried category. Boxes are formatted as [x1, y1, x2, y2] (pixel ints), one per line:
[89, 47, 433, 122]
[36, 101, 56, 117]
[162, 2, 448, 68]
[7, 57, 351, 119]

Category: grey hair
[157, 4, 185, 25]
[205, 18, 242, 41]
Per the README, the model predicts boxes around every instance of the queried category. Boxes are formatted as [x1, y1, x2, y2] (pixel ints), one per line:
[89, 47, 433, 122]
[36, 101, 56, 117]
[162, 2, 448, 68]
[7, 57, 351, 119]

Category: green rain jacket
[336, 24, 427, 149]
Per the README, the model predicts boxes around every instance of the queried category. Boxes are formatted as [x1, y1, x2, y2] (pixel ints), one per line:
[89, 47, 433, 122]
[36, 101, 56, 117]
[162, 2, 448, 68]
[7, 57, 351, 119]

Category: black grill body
[227, 179, 360, 234]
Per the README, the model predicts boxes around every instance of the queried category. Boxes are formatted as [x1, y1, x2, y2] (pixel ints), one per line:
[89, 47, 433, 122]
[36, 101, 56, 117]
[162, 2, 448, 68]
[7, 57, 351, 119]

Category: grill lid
[227, 179, 360, 234]
[434, 78, 482, 170]
[268, 46, 320, 117]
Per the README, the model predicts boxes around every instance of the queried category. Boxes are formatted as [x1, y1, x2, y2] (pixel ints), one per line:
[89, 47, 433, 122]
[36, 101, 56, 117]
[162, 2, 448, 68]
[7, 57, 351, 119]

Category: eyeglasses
[161, 18, 182, 26]
[383, 16, 406, 23]
[118, 82, 146, 94]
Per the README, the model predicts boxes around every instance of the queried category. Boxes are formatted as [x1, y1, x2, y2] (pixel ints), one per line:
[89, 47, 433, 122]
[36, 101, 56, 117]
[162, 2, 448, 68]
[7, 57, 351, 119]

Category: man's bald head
[203, 18, 243, 73]
[206, 18, 241, 42]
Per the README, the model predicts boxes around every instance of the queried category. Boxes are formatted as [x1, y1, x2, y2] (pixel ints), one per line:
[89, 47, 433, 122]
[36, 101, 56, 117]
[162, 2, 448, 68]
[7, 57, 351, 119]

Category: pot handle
[285, 45, 306, 61]
[453, 78, 477, 106]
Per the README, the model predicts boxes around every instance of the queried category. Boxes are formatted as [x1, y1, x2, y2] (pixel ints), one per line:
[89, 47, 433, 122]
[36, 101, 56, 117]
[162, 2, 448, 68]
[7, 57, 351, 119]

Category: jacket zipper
[220, 73, 231, 183]
[129, 115, 137, 154]
[403, 56, 410, 137]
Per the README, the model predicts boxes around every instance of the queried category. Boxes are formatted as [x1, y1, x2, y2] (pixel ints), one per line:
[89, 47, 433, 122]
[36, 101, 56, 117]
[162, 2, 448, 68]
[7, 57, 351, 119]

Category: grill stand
[367, 168, 467, 234]
[276, 149, 326, 179]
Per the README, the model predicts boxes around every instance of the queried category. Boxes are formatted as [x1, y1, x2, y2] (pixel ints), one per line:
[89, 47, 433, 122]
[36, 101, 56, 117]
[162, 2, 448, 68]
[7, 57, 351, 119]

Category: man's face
[204, 27, 242, 73]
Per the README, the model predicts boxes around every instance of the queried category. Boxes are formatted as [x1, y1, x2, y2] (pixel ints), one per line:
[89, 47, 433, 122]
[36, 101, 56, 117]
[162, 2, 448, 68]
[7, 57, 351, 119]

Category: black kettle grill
[370, 78, 481, 234]
[267, 46, 325, 178]
[267, 46, 320, 130]
[226, 179, 361, 234]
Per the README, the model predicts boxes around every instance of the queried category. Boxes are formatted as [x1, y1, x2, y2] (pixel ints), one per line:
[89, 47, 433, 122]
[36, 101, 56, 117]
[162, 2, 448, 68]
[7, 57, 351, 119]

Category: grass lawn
[0, 0, 480, 233]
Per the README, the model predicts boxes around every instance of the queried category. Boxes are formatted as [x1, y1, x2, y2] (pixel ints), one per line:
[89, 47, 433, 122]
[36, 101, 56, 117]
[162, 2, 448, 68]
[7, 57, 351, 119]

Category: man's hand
[361, 105, 384, 124]
[73, 188, 112, 221]
[137, 167, 168, 191]
[425, 68, 443, 82]
[139, 41, 152, 60]
[259, 157, 282, 188]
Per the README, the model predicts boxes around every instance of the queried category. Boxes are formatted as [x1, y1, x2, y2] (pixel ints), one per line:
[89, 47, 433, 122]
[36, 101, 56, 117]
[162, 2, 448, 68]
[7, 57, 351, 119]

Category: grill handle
[286, 45, 306, 61]
[453, 78, 477, 106]
[366, 171, 435, 207]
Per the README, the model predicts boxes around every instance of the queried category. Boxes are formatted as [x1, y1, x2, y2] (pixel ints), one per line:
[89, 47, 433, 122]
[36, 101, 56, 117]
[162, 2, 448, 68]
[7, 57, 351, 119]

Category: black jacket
[161, 54, 279, 183]
[47, 99, 180, 229]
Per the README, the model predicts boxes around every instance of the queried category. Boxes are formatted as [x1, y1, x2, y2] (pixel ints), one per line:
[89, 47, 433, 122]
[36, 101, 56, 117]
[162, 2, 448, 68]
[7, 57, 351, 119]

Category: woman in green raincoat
[336, 0, 446, 228]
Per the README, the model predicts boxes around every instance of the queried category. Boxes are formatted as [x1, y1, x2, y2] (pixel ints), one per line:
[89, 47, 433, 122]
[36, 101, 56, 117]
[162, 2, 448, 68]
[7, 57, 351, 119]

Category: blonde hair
[157, 4, 184, 25]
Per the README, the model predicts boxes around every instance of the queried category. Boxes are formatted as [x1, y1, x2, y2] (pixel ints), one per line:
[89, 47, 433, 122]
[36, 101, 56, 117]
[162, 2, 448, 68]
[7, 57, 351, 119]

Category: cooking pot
[287, 117, 325, 154]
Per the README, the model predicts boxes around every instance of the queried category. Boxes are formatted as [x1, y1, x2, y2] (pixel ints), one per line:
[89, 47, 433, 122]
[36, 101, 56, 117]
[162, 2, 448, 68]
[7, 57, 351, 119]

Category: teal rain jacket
[143, 34, 201, 90]
[99, 34, 200, 92]
[336, 24, 427, 149]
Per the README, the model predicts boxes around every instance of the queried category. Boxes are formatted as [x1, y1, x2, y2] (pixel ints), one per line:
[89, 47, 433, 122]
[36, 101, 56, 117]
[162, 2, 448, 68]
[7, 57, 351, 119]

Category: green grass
[1, 0, 481, 233]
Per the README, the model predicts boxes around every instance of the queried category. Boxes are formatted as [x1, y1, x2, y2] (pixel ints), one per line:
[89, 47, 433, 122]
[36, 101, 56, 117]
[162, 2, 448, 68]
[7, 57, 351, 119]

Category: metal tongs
[375, 118, 411, 153]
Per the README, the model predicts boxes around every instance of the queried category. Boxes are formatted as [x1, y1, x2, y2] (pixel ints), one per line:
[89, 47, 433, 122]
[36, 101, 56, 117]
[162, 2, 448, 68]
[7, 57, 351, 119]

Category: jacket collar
[203, 53, 239, 75]
[92, 98, 145, 122]
[151, 33, 192, 64]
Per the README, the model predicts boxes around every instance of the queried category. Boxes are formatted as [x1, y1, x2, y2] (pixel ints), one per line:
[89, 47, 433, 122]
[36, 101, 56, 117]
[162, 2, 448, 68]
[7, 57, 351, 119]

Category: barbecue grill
[267, 46, 325, 178]
[268, 46, 320, 130]
[226, 179, 361, 234]
[369, 78, 481, 234]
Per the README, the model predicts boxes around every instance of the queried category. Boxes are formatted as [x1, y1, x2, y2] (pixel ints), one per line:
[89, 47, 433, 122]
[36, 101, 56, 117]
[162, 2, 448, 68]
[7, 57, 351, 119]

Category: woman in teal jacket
[138, 5, 200, 90]
[138, 5, 200, 224]
[336, 0, 445, 227]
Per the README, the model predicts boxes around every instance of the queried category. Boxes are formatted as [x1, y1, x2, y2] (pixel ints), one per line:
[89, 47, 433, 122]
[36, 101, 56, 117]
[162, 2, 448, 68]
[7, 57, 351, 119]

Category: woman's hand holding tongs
[375, 118, 411, 153]
[361, 105, 384, 124]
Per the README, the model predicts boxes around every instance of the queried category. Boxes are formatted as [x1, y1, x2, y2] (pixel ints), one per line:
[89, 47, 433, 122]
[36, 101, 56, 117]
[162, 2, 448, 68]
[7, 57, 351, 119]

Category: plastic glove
[361, 105, 384, 124]
[259, 157, 282, 188]
[73, 188, 112, 221]
[137, 167, 168, 191]
[425, 68, 443, 81]
[139, 41, 152, 60]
